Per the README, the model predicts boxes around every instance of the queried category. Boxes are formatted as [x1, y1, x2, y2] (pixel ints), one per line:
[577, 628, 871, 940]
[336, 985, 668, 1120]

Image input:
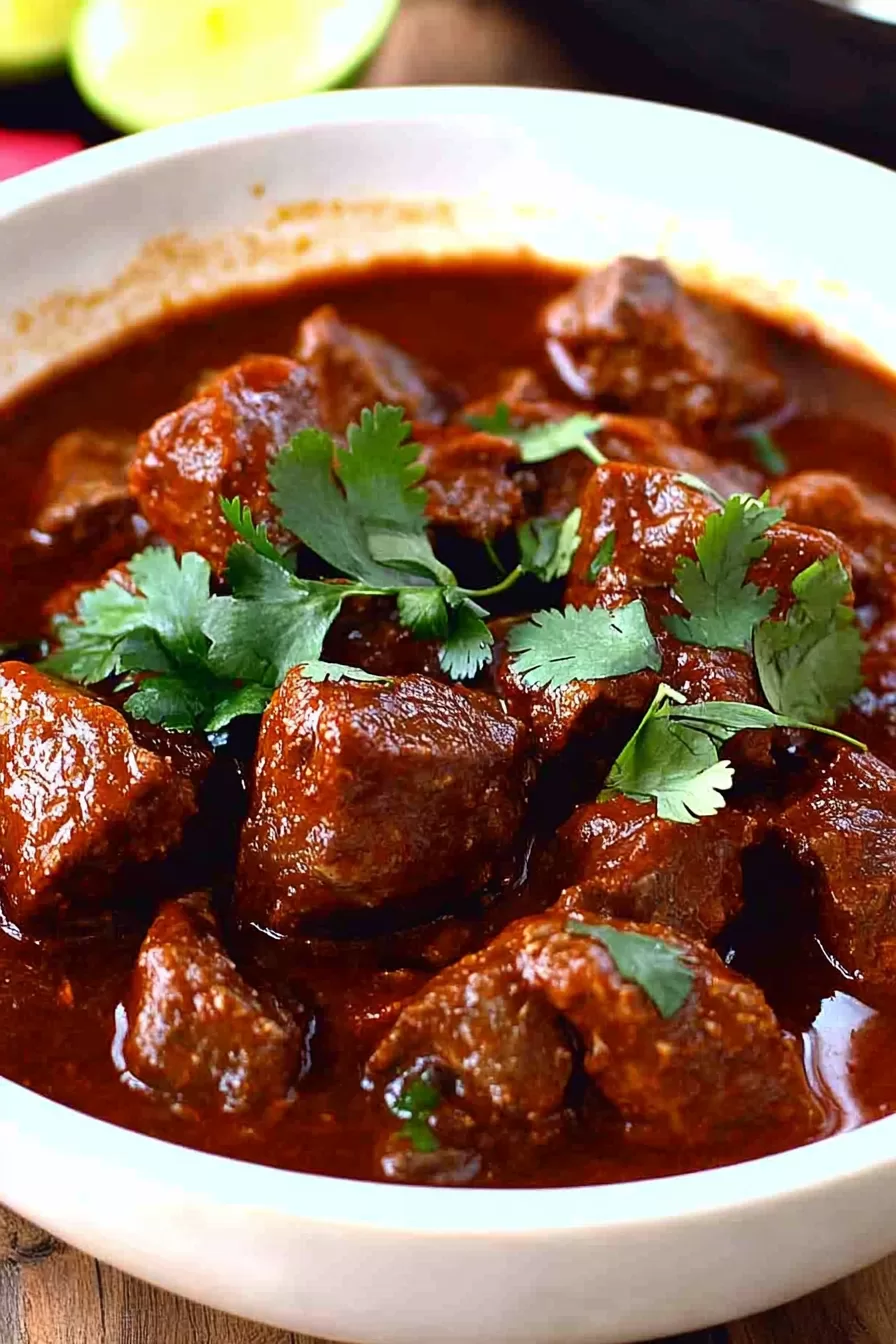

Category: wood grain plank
[730, 1258, 896, 1344]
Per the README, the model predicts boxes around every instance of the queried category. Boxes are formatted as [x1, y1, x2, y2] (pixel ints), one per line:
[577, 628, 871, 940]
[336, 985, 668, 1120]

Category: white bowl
[1, 87, 896, 1344]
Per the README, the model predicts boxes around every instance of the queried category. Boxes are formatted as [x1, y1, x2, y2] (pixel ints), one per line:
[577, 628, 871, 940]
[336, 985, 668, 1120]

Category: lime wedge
[0, 0, 80, 75]
[70, 0, 400, 132]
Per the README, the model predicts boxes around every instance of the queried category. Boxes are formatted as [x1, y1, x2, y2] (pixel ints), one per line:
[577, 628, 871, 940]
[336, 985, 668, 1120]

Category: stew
[2, 254, 896, 1188]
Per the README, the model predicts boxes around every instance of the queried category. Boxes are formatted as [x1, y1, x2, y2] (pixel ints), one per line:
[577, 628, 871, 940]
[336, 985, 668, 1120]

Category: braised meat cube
[544, 797, 756, 941]
[414, 422, 529, 540]
[124, 892, 304, 1114]
[567, 462, 713, 609]
[296, 304, 459, 432]
[0, 663, 198, 926]
[323, 596, 444, 680]
[842, 622, 896, 769]
[30, 429, 142, 562]
[769, 748, 896, 997]
[237, 671, 534, 931]
[369, 912, 819, 1169]
[771, 470, 896, 622]
[542, 256, 784, 428]
[516, 914, 821, 1147]
[129, 355, 320, 571]
[367, 935, 573, 1127]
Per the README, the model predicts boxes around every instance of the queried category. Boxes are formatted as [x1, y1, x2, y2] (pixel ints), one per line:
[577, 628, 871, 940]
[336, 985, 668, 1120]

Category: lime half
[70, 0, 400, 132]
[0, 0, 80, 76]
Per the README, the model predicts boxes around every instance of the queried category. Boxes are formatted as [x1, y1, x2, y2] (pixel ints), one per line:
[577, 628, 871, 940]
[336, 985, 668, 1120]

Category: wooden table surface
[4, 1, 895, 1340]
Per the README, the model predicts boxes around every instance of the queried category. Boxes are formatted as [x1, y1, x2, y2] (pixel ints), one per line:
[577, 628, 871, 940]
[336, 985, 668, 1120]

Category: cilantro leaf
[506, 601, 660, 690]
[665, 492, 784, 651]
[754, 554, 865, 725]
[517, 508, 581, 583]
[747, 428, 788, 478]
[600, 683, 866, 825]
[565, 920, 694, 1018]
[439, 593, 494, 680]
[336, 405, 453, 586]
[397, 586, 449, 639]
[467, 403, 606, 465]
[386, 1073, 441, 1153]
[219, 496, 291, 569]
[299, 661, 390, 684]
[586, 530, 616, 582]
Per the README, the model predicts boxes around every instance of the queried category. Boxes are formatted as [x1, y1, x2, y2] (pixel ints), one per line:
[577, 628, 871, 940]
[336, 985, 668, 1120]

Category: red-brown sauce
[0, 257, 894, 1186]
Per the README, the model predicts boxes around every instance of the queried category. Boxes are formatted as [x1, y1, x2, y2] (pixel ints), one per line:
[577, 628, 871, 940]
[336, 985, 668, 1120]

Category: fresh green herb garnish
[467, 402, 606, 466]
[565, 919, 694, 1018]
[586, 530, 616, 582]
[48, 405, 591, 726]
[506, 601, 660, 691]
[386, 1074, 441, 1153]
[747, 428, 789, 478]
[517, 508, 582, 584]
[664, 492, 784, 652]
[599, 683, 865, 824]
[675, 472, 728, 508]
[754, 554, 865, 725]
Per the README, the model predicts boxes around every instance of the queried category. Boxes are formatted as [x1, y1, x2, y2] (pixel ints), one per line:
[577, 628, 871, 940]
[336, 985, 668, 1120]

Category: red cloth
[0, 129, 83, 181]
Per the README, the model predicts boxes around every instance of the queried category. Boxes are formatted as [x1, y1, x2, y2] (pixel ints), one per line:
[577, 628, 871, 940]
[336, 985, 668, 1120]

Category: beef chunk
[542, 256, 784, 428]
[129, 355, 320, 571]
[366, 935, 573, 1126]
[769, 748, 896, 997]
[842, 622, 896, 768]
[369, 911, 819, 1170]
[0, 663, 198, 926]
[323, 596, 444, 680]
[771, 470, 896, 623]
[237, 671, 533, 931]
[516, 914, 821, 1147]
[540, 796, 756, 941]
[30, 429, 142, 562]
[124, 892, 303, 1114]
[296, 304, 459, 432]
[413, 422, 528, 540]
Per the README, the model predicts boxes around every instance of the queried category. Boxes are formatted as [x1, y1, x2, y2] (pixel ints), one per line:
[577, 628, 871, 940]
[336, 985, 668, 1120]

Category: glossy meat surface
[129, 355, 320, 571]
[125, 891, 304, 1114]
[414, 422, 528, 540]
[545, 797, 757, 942]
[296, 304, 459, 431]
[237, 671, 534, 930]
[543, 256, 784, 427]
[0, 663, 197, 926]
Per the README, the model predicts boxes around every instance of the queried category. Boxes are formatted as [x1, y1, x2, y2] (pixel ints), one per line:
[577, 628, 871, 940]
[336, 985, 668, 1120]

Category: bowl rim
[1, 83, 895, 1239]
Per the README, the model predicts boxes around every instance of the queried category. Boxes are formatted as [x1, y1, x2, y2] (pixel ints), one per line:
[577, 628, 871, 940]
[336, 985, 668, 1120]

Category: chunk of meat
[366, 935, 573, 1126]
[542, 256, 784, 428]
[769, 748, 896, 997]
[841, 622, 896, 768]
[369, 912, 820, 1164]
[296, 304, 459, 432]
[771, 470, 896, 622]
[30, 429, 141, 560]
[539, 796, 757, 942]
[124, 892, 303, 1114]
[516, 914, 821, 1147]
[323, 596, 444, 679]
[237, 671, 534, 931]
[129, 356, 320, 571]
[0, 663, 198, 926]
[413, 422, 529, 540]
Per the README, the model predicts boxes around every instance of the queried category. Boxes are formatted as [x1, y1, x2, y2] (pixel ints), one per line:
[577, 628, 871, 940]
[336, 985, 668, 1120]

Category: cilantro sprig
[467, 403, 606, 466]
[754, 553, 865, 724]
[665, 492, 784, 652]
[599, 684, 865, 824]
[43, 404, 583, 730]
[565, 920, 694, 1018]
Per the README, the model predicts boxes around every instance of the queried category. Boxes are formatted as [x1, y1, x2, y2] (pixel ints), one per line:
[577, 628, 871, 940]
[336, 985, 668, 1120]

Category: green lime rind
[69, 0, 401, 134]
